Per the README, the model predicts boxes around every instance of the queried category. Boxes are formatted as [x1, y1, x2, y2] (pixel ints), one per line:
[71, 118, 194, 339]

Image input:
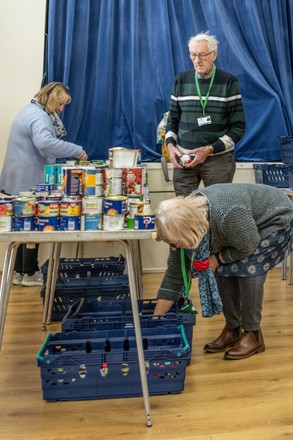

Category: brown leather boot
[203, 325, 241, 353]
[224, 329, 265, 360]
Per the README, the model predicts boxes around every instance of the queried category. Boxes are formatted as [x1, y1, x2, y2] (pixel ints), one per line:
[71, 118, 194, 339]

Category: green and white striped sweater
[166, 67, 246, 154]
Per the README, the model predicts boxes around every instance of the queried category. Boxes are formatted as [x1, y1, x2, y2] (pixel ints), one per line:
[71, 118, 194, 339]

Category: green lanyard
[180, 248, 195, 299]
[194, 67, 216, 116]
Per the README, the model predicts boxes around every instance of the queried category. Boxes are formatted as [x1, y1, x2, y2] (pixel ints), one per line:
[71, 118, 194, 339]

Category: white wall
[0, 1, 257, 273]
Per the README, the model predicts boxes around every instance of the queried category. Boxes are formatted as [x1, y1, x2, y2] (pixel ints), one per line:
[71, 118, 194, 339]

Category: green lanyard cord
[194, 67, 216, 115]
[180, 248, 192, 299]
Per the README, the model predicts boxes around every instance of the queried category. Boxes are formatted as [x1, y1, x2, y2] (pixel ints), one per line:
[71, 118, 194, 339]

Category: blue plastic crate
[40, 275, 130, 321]
[37, 326, 190, 401]
[278, 136, 293, 164]
[62, 298, 195, 357]
[253, 163, 289, 188]
[41, 255, 126, 284]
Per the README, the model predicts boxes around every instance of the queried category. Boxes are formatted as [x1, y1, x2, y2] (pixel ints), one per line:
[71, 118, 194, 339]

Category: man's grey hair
[188, 32, 219, 52]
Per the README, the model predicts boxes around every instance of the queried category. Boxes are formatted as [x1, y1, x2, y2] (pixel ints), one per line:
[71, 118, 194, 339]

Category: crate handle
[36, 333, 54, 362]
[177, 324, 190, 353]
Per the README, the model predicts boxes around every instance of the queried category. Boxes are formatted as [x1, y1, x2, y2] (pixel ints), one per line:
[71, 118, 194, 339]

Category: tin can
[59, 216, 81, 231]
[103, 214, 125, 230]
[60, 197, 82, 216]
[82, 167, 97, 196]
[104, 196, 128, 215]
[13, 216, 36, 231]
[35, 184, 55, 193]
[0, 216, 12, 231]
[103, 167, 123, 196]
[82, 196, 103, 215]
[62, 167, 83, 196]
[81, 214, 103, 231]
[134, 214, 155, 230]
[44, 165, 57, 185]
[13, 197, 35, 217]
[37, 200, 59, 217]
[0, 197, 14, 216]
[36, 216, 59, 231]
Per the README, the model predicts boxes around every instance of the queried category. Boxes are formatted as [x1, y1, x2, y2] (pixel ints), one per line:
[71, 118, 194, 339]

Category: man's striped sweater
[166, 67, 246, 154]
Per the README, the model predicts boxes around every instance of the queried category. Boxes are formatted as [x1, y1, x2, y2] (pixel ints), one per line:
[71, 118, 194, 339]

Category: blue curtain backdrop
[46, 0, 293, 162]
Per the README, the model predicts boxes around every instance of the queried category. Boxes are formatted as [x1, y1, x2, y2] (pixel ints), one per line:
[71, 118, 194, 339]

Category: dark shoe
[203, 325, 241, 353]
[224, 329, 265, 360]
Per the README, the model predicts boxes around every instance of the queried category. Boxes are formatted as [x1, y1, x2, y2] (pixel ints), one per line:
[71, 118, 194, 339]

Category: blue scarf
[185, 233, 223, 318]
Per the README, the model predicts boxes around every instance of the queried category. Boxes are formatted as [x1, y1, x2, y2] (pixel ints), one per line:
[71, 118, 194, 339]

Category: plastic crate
[278, 136, 293, 164]
[62, 298, 195, 357]
[41, 255, 126, 284]
[40, 275, 130, 321]
[37, 326, 190, 401]
[253, 163, 289, 188]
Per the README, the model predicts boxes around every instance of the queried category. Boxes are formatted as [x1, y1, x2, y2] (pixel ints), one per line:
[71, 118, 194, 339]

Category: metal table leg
[281, 258, 287, 280]
[0, 242, 20, 353]
[46, 242, 62, 325]
[42, 243, 55, 330]
[289, 252, 293, 285]
[130, 240, 143, 299]
[122, 239, 152, 427]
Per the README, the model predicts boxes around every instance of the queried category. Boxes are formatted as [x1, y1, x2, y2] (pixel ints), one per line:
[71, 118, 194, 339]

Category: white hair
[188, 32, 219, 52]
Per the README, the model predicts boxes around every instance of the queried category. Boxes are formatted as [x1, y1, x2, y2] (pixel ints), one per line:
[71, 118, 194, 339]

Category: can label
[122, 168, 143, 195]
[13, 198, 35, 217]
[14, 216, 36, 231]
[35, 184, 55, 193]
[81, 215, 103, 230]
[60, 198, 82, 216]
[43, 166, 57, 185]
[0, 200, 13, 216]
[103, 168, 123, 195]
[82, 167, 97, 196]
[0, 216, 12, 231]
[134, 214, 155, 230]
[104, 196, 127, 215]
[59, 216, 81, 231]
[95, 168, 104, 185]
[62, 167, 83, 196]
[82, 196, 103, 215]
[36, 216, 59, 231]
[103, 214, 125, 230]
[37, 201, 59, 217]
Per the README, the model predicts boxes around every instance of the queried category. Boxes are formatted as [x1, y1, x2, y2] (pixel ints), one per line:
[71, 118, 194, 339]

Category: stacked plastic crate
[40, 255, 129, 321]
[37, 257, 196, 401]
[253, 136, 293, 188]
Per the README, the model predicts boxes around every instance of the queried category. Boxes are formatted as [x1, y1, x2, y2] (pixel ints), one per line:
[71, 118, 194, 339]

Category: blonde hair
[34, 82, 71, 113]
[155, 195, 209, 249]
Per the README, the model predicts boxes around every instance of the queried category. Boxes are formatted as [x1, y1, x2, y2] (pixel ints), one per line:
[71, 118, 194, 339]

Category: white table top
[0, 229, 156, 243]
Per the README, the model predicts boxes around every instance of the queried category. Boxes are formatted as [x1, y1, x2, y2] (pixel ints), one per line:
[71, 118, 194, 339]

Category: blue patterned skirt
[216, 220, 293, 277]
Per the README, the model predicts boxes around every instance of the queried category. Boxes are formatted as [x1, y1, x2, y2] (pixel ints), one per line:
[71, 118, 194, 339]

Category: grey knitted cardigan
[157, 183, 293, 302]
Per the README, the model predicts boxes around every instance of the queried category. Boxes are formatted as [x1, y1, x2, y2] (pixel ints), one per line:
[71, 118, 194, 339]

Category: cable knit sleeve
[157, 249, 191, 302]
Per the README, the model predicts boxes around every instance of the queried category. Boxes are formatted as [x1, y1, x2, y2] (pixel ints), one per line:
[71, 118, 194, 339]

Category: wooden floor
[0, 268, 293, 440]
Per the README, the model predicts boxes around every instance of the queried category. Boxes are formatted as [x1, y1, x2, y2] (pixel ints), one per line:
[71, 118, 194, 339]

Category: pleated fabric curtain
[47, 0, 293, 162]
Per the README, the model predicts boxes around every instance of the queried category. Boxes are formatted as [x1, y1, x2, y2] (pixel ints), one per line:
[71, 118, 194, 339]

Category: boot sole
[224, 344, 266, 360]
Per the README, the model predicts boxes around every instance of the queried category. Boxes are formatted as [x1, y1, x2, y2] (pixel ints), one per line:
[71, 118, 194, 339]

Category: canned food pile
[0, 159, 155, 232]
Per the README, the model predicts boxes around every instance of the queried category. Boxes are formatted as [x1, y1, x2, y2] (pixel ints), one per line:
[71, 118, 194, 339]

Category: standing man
[166, 32, 246, 196]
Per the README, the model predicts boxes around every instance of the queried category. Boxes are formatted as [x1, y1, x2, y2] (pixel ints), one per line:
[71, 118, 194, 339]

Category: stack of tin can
[2, 159, 155, 232]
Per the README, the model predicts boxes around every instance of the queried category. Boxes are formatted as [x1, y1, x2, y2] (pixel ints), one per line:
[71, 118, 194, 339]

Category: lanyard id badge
[195, 67, 216, 125]
[197, 115, 212, 126]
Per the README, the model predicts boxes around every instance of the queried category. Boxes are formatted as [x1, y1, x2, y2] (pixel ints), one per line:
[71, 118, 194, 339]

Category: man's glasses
[189, 50, 215, 60]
